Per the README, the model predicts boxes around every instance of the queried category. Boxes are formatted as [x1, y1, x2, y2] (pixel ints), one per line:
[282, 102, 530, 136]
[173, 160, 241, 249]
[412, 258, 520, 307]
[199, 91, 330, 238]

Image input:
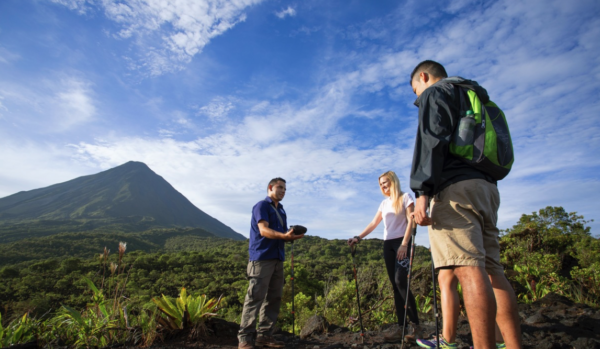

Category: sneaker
[238, 342, 254, 349]
[255, 335, 285, 348]
[417, 335, 458, 349]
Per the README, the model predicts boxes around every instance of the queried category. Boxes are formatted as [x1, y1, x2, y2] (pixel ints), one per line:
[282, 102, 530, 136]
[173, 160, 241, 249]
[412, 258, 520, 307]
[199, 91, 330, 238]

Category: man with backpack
[409, 60, 522, 349]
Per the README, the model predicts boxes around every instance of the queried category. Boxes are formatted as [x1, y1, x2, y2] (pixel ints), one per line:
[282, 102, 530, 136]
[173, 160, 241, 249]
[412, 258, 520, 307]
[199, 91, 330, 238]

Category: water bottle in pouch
[456, 110, 475, 146]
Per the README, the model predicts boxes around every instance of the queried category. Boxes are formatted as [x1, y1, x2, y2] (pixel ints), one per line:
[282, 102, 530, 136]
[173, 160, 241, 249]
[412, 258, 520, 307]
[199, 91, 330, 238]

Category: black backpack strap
[270, 202, 284, 228]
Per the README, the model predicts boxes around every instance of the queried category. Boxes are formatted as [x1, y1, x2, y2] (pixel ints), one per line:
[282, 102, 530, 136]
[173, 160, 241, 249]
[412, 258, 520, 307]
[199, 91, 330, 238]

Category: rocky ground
[9, 293, 596, 349]
[144, 293, 600, 349]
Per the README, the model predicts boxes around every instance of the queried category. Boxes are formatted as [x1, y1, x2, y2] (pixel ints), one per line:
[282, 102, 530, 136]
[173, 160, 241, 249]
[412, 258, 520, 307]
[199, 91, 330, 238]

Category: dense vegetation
[0, 206, 598, 347]
[0, 226, 216, 265]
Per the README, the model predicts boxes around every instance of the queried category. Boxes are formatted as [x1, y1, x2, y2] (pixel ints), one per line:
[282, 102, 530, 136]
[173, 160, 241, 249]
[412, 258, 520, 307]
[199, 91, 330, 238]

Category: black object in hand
[290, 225, 307, 235]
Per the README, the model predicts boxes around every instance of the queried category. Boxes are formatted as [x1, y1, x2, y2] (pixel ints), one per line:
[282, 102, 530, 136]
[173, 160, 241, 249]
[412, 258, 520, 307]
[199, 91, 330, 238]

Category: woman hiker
[347, 170, 421, 342]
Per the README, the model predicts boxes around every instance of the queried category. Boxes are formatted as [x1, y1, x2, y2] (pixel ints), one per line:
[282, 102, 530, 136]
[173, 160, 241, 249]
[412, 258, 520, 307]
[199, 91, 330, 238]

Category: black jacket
[410, 77, 496, 197]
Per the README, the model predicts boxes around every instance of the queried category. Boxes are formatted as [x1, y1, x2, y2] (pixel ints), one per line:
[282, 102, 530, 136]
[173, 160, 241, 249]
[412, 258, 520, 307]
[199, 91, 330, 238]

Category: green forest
[0, 206, 598, 347]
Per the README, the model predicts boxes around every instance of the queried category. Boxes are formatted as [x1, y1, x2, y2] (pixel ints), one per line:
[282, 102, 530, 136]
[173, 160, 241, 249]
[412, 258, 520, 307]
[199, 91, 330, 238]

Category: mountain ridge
[0, 161, 245, 240]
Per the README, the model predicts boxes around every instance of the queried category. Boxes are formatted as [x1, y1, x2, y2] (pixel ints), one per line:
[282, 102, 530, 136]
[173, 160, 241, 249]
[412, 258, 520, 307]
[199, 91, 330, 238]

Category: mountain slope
[0, 161, 244, 240]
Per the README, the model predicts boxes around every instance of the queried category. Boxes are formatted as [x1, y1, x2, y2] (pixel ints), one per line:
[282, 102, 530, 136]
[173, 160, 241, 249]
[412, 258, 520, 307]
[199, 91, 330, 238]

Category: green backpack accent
[449, 86, 514, 180]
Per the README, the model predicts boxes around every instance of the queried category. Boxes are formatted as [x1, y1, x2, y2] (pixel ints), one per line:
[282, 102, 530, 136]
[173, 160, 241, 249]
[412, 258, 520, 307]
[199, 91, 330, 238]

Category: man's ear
[420, 71, 429, 83]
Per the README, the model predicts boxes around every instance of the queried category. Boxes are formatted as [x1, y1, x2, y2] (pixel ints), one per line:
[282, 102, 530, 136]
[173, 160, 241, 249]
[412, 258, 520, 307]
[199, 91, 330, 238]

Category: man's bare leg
[495, 323, 504, 343]
[439, 269, 459, 343]
[490, 274, 522, 348]
[453, 266, 496, 349]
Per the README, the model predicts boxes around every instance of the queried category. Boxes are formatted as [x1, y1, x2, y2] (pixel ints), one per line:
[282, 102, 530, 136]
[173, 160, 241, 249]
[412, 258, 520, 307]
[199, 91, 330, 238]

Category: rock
[524, 311, 548, 324]
[1, 342, 38, 349]
[273, 334, 287, 343]
[534, 293, 574, 307]
[206, 317, 239, 337]
[572, 337, 600, 349]
[323, 345, 344, 349]
[332, 326, 348, 334]
[300, 315, 329, 339]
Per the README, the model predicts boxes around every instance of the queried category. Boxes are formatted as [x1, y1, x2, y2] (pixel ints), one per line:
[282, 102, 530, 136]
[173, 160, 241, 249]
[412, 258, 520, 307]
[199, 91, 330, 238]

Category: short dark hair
[268, 177, 286, 190]
[410, 60, 448, 84]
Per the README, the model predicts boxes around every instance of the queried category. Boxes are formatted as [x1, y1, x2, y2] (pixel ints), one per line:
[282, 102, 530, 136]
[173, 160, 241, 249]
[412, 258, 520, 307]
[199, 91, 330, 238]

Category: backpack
[449, 85, 514, 180]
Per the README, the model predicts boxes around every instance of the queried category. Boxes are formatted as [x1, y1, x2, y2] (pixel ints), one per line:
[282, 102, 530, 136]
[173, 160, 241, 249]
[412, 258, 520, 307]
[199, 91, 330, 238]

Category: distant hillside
[0, 161, 244, 240]
[0, 227, 221, 266]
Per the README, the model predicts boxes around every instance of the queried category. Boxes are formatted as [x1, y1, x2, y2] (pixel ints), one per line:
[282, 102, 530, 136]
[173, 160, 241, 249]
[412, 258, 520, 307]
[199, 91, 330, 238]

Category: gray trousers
[238, 259, 284, 343]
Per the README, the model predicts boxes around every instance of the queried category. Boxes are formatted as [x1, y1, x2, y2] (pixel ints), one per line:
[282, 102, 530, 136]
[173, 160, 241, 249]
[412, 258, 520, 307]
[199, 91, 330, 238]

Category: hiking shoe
[404, 324, 422, 342]
[417, 335, 458, 349]
[238, 342, 254, 349]
[255, 335, 285, 348]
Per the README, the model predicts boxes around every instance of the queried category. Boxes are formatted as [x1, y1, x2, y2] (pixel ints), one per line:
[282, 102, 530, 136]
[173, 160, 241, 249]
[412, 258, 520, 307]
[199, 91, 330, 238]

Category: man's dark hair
[410, 60, 448, 84]
[268, 177, 286, 190]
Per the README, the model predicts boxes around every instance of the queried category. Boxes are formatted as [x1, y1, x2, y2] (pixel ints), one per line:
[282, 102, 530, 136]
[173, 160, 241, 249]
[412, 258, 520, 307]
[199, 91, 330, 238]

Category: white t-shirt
[378, 193, 415, 240]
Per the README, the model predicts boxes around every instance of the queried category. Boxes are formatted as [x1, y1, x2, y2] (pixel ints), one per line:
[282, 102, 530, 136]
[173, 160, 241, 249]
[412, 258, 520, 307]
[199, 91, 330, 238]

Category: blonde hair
[379, 171, 404, 215]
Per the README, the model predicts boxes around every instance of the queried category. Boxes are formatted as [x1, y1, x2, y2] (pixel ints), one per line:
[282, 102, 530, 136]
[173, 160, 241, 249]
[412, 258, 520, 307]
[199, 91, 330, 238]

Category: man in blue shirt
[238, 177, 305, 349]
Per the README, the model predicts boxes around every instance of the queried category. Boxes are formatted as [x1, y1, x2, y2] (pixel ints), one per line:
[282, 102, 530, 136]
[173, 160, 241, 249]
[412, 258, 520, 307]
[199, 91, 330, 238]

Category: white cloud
[50, 0, 88, 14]
[51, 0, 266, 75]
[0, 76, 96, 132]
[0, 136, 97, 198]
[70, 97, 405, 237]
[197, 97, 235, 120]
[56, 79, 97, 129]
[275, 6, 296, 19]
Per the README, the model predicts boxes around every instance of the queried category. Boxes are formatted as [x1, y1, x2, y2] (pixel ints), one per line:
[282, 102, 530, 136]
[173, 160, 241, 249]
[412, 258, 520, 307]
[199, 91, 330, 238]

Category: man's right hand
[347, 237, 359, 246]
[413, 195, 432, 226]
[284, 227, 304, 241]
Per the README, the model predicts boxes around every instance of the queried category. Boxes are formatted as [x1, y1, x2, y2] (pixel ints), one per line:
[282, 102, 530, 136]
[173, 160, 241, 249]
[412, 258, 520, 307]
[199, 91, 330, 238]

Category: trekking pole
[350, 244, 365, 343]
[291, 240, 296, 338]
[431, 251, 439, 349]
[401, 220, 418, 349]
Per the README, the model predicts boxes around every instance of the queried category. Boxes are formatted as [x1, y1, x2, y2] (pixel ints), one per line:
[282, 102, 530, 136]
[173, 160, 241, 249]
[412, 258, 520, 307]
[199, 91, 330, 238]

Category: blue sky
[1, 0, 599, 245]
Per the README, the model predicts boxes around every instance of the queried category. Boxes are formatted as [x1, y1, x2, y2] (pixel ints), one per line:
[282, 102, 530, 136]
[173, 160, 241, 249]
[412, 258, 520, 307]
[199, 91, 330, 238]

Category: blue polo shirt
[249, 196, 287, 261]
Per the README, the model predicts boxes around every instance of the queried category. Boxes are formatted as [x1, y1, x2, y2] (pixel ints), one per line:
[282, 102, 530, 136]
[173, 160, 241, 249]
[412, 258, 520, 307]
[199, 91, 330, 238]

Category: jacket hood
[442, 76, 490, 104]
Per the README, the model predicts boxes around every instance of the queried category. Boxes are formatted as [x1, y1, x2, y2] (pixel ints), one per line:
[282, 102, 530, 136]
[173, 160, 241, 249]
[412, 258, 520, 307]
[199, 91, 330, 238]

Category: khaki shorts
[429, 179, 504, 275]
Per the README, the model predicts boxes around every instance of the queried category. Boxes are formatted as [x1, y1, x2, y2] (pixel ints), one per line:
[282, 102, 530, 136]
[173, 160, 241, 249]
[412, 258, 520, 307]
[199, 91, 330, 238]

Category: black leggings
[383, 237, 419, 325]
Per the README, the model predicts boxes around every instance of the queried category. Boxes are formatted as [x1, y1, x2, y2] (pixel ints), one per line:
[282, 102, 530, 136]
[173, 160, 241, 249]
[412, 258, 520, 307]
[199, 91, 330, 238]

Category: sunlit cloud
[197, 97, 235, 121]
[51, 0, 266, 75]
[275, 6, 296, 19]
[0, 76, 96, 132]
[56, 79, 97, 130]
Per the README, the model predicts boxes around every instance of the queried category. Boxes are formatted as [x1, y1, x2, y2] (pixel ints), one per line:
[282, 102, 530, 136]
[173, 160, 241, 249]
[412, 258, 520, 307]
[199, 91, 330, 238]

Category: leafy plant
[0, 312, 37, 346]
[51, 304, 119, 347]
[415, 294, 432, 314]
[152, 287, 224, 332]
